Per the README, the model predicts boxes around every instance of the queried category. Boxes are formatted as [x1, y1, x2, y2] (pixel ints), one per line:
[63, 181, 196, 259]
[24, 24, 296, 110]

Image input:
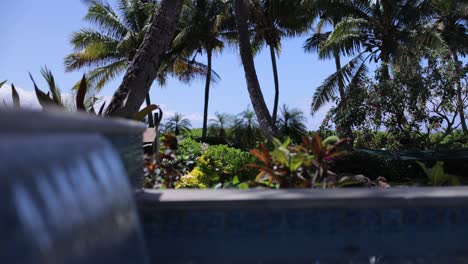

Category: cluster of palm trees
[66, 0, 468, 141]
[164, 104, 307, 148]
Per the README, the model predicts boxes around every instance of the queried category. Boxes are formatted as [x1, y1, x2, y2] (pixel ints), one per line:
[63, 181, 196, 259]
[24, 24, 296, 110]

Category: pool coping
[137, 187, 468, 210]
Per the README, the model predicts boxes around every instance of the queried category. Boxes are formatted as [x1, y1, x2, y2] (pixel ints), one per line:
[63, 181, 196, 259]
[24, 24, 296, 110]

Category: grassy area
[188, 128, 203, 138]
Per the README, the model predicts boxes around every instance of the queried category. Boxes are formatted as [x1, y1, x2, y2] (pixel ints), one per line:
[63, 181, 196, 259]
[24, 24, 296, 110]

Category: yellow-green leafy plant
[416, 161, 460, 186]
[175, 174, 207, 189]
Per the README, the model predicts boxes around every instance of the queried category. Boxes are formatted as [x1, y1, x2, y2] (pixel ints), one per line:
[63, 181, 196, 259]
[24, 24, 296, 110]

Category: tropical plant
[303, 0, 355, 137]
[338, 50, 467, 151]
[208, 112, 232, 138]
[79, 0, 181, 120]
[174, 0, 227, 139]
[249, 134, 348, 188]
[145, 133, 185, 189]
[164, 113, 192, 136]
[231, 106, 263, 149]
[276, 104, 307, 142]
[232, 0, 279, 140]
[432, 0, 468, 133]
[312, 0, 441, 114]
[245, 0, 311, 123]
[28, 67, 154, 118]
[416, 161, 460, 186]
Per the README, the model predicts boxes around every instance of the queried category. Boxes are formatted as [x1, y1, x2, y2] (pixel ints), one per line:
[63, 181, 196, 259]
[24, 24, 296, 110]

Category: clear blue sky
[0, 0, 342, 129]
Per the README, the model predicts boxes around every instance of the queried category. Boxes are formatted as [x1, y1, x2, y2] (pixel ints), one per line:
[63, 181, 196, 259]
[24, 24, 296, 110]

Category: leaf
[40, 67, 62, 105]
[76, 74, 88, 111]
[232, 176, 240, 185]
[133, 104, 159, 121]
[29, 73, 61, 110]
[98, 102, 106, 116]
[416, 161, 429, 176]
[311, 134, 323, 156]
[11, 84, 20, 108]
[281, 137, 291, 149]
[289, 155, 304, 172]
[238, 183, 249, 190]
[250, 144, 272, 166]
[322, 136, 340, 146]
[271, 148, 289, 166]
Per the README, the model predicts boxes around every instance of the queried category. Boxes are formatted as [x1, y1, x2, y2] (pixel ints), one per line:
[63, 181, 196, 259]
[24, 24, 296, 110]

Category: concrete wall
[137, 188, 468, 263]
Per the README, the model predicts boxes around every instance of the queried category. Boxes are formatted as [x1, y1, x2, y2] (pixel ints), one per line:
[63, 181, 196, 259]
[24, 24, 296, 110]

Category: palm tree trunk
[234, 0, 279, 140]
[202, 48, 213, 140]
[145, 94, 154, 127]
[105, 0, 184, 118]
[334, 49, 346, 108]
[269, 44, 280, 124]
[333, 49, 352, 138]
[453, 52, 468, 134]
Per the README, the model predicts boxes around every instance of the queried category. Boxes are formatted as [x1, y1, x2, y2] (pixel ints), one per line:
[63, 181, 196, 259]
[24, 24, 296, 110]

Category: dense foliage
[3, 0, 468, 188]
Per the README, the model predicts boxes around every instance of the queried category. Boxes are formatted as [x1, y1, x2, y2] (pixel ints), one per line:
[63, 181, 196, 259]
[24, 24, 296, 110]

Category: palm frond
[84, 0, 128, 38]
[84, 59, 127, 91]
[311, 53, 369, 114]
[65, 42, 121, 71]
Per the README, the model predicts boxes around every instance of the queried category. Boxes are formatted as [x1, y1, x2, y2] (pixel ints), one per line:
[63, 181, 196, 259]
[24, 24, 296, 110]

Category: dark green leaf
[76, 74, 88, 111]
[11, 84, 20, 108]
[29, 73, 61, 110]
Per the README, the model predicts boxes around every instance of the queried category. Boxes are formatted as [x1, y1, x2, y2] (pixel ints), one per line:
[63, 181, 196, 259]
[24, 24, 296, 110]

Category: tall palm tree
[276, 104, 307, 142]
[104, 0, 185, 118]
[432, 0, 468, 133]
[66, 0, 208, 123]
[164, 113, 192, 136]
[246, 0, 311, 123]
[303, 0, 355, 137]
[233, 0, 279, 140]
[174, 0, 227, 140]
[312, 0, 440, 112]
[208, 112, 233, 138]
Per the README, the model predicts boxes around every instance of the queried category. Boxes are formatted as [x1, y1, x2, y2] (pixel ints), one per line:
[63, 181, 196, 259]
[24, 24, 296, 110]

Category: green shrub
[416, 161, 461, 186]
[192, 144, 257, 187]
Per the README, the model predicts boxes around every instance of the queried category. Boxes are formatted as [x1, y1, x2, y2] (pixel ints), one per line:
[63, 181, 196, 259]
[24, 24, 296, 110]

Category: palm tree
[164, 113, 192, 136]
[67, 0, 208, 122]
[312, 0, 440, 112]
[231, 106, 263, 149]
[277, 104, 307, 142]
[303, 0, 354, 137]
[246, 0, 311, 123]
[104, 0, 185, 118]
[233, 0, 279, 140]
[174, 0, 227, 140]
[208, 112, 233, 138]
[432, 0, 468, 133]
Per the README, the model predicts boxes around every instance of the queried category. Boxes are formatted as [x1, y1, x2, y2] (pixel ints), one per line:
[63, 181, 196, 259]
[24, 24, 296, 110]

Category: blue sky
[0, 0, 341, 129]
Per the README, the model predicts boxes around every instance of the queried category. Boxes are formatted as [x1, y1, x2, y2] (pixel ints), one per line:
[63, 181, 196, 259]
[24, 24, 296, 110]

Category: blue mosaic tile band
[138, 206, 468, 262]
